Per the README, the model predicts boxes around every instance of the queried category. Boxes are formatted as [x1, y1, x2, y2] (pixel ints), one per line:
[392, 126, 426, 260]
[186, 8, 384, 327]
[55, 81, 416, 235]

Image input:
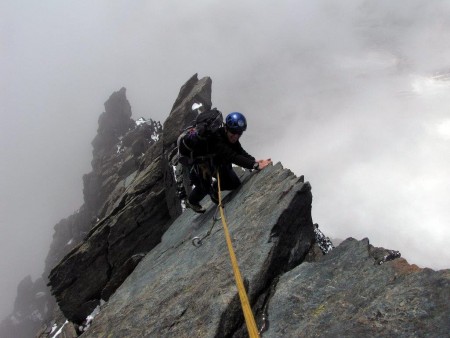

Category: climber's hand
[257, 159, 272, 170]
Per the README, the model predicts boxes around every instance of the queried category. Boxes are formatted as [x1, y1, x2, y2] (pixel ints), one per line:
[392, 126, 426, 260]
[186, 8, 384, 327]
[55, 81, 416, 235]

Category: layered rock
[74, 163, 450, 337]
[45, 88, 163, 281]
[31, 88, 165, 334]
[84, 87, 161, 220]
[44, 206, 92, 280]
[47, 74, 212, 324]
[91, 87, 135, 161]
[163, 73, 212, 151]
[48, 142, 171, 323]
[1, 78, 182, 337]
[265, 238, 450, 337]
[82, 163, 316, 337]
[161, 74, 213, 219]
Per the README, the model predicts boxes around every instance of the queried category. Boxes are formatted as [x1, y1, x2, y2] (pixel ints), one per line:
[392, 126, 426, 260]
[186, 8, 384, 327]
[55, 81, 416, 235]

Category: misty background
[1, 0, 449, 321]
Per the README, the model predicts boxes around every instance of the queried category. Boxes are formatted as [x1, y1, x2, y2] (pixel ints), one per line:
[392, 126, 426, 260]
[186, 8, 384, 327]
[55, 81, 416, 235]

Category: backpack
[177, 108, 223, 166]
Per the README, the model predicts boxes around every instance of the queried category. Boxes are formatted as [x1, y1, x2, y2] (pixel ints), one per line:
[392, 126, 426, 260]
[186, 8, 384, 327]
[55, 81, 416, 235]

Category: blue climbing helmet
[225, 112, 247, 135]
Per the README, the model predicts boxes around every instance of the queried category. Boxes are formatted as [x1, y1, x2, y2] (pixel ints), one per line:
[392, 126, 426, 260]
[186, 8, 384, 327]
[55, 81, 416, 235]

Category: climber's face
[226, 130, 241, 144]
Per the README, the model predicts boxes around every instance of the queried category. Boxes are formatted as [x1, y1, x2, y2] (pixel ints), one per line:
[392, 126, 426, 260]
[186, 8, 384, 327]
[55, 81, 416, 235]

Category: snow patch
[116, 141, 125, 154]
[50, 323, 58, 334]
[79, 303, 103, 332]
[35, 291, 46, 299]
[51, 320, 68, 338]
[136, 117, 147, 126]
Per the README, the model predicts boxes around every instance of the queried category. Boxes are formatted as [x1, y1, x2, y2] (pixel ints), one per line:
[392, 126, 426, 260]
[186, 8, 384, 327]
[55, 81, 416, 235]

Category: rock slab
[84, 163, 315, 337]
[265, 238, 450, 337]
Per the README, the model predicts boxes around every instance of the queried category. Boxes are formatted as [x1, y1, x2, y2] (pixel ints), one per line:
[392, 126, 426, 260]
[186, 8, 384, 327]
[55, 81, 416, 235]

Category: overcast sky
[1, 0, 449, 320]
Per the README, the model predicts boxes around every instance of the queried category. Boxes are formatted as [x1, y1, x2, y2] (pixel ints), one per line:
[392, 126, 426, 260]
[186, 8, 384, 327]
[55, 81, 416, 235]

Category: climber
[185, 112, 272, 213]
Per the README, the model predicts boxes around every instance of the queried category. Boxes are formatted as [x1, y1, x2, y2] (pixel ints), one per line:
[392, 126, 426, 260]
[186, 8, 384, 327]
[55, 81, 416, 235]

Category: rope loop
[216, 173, 260, 338]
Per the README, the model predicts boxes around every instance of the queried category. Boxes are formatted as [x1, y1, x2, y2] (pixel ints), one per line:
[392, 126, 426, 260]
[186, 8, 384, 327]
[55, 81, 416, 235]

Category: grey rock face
[161, 73, 213, 220]
[42, 90, 164, 328]
[83, 163, 315, 337]
[48, 144, 172, 323]
[45, 95, 163, 287]
[47, 75, 213, 324]
[163, 73, 212, 150]
[44, 206, 92, 280]
[37, 95, 163, 334]
[265, 238, 450, 337]
[91, 87, 135, 160]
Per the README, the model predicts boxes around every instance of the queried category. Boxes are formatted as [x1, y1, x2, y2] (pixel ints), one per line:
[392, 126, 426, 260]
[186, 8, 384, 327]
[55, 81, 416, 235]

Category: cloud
[436, 119, 450, 140]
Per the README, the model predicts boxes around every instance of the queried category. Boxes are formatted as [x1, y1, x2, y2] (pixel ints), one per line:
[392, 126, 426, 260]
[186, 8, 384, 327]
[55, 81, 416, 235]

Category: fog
[1, 0, 449, 320]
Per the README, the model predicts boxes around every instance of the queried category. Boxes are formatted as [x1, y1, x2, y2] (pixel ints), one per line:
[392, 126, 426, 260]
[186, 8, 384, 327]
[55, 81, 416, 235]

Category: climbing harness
[216, 173, 260, 338]
[191, 205, 221, 247]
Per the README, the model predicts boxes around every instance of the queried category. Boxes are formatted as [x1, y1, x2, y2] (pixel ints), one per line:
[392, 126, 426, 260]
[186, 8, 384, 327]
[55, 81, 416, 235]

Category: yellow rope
[216, 173, 260, 338]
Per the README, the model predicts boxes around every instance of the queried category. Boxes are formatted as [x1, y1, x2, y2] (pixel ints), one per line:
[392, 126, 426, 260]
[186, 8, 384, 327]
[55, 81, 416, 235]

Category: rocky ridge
[83, 162, 315, 337]
[0, 86, 163, 338]
[0, 74, 448, 338]
[266, 238, 449, 337]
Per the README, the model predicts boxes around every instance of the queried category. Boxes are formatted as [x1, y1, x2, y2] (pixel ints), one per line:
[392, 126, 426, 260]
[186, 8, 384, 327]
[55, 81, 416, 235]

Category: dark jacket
[212, 127, 255, 169]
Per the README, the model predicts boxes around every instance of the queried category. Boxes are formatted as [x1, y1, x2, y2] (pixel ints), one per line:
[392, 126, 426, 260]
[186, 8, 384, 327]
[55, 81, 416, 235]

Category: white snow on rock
[151, 133, 160, 141]
[136, 117, 147, 126]
[51, 320, 67, 338]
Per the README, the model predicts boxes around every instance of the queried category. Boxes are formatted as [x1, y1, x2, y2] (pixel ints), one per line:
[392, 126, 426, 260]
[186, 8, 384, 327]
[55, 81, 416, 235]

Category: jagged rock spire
[91, 87, 135, 161]
[47, 75, 214, 324]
